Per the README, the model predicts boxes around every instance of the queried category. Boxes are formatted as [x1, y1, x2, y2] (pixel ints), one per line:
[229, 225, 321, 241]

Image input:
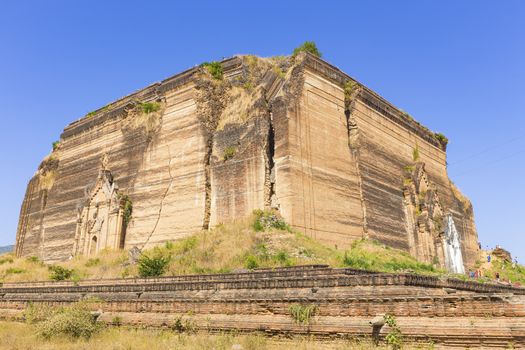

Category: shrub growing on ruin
[37, 304, 102, 339]
[24, 303, 55, 324]
[384, 314, 403, 349]
[244, 254, 259, 270]
[172, 316, 197, 333]
[26, 256, 42, 264]
[200, 61, 224, 80]
[403, 165, 415, 173]
[85, 258, 101, 267]
[292, 41, 322, 59]
[289, 304, 317, 325]
[274, 251, 292, 267]
[223, 146, 236, 161]
[412, 145, 420, 161]
[122, 100, 164, 141]
[344, 80, 358, 100]
[52, 141, 61, 151]
[179, 236, 198, 253]
[343, 253, 372, 270]
[119, 195, 133, 226]
[401, 111, 413, 120]
[6, 267, 25, 274]
[138, 248, 171, 277]
[272, 65, 286, 79]
[48, 265, 74, 281]
[434, 132, 449, 145]
[252, 209, 290, 232]
[111, 316, 122, 326]
[140, 102, 161, 114]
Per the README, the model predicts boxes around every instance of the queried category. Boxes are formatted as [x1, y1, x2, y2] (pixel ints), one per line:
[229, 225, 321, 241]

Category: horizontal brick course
[1, 267, 523, 347]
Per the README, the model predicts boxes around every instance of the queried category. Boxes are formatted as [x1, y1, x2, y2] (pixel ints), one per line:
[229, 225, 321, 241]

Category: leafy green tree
[138, 249, 171, 277]
[292, 41, 322, 58]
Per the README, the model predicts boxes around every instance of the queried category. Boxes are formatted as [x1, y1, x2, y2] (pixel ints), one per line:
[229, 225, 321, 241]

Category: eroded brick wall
[1, 267, 523, 347]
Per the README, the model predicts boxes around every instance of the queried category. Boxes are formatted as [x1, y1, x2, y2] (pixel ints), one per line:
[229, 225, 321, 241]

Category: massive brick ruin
[15, 53, 478, 271]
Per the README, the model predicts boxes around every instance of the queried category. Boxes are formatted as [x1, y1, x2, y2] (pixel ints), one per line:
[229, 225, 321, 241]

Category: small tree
[292, 41, 322, 58]
[48, 265, 74, 281]
[138, 249, 171, 277]
[52, 141, 61, 151]
[384, 314, 403, 349]
[244, 254, 259, 270]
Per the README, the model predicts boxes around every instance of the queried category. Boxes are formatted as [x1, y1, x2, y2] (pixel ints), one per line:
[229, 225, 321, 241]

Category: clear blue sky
[1, 1, 523, 261]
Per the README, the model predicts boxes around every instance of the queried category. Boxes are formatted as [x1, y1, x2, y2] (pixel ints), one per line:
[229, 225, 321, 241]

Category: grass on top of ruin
[2, 210, 524, 283]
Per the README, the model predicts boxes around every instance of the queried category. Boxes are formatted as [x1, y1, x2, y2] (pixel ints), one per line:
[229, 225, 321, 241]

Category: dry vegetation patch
[38, 154, 60, 190]
[0, 320, 437, 350]
[121, 100, 165, 140]
[0, 249, 131, 283]
[3, 211, 524, 283]
[216, 85, 266, 130]
[342, 239, 442, 275]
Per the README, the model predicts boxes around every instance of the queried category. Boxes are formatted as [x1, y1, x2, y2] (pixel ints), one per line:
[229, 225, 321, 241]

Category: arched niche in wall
[72, 170, 127, 257]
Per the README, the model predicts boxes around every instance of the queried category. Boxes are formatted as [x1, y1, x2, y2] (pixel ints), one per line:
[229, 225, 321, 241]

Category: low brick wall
[1, 266, 523, 348]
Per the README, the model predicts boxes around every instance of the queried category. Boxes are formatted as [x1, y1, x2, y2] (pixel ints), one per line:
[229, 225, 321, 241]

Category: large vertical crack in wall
[198, 56, 292, 225]
[262, 86, 278, 209]
[195, 71, 230, 230]
[264, 110, 277, 208]
[344, 82, 368, 238]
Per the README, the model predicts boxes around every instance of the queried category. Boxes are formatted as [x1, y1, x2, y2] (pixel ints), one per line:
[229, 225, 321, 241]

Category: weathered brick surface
[16, 53, 478, 273]
[0, 267, 523, 347]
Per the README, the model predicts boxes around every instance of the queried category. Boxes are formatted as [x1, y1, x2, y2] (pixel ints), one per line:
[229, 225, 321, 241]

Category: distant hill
[0, 245, 14, 255]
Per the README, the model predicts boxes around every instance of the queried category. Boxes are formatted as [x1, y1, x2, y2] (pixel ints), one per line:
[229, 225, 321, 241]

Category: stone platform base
[1, 265, 523, 348]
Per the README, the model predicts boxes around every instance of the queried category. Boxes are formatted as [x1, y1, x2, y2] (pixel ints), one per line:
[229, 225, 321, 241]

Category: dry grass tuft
[216, 86, 266, 130]
[37, 154, 60, 190]
[122, 100, 165, 140]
